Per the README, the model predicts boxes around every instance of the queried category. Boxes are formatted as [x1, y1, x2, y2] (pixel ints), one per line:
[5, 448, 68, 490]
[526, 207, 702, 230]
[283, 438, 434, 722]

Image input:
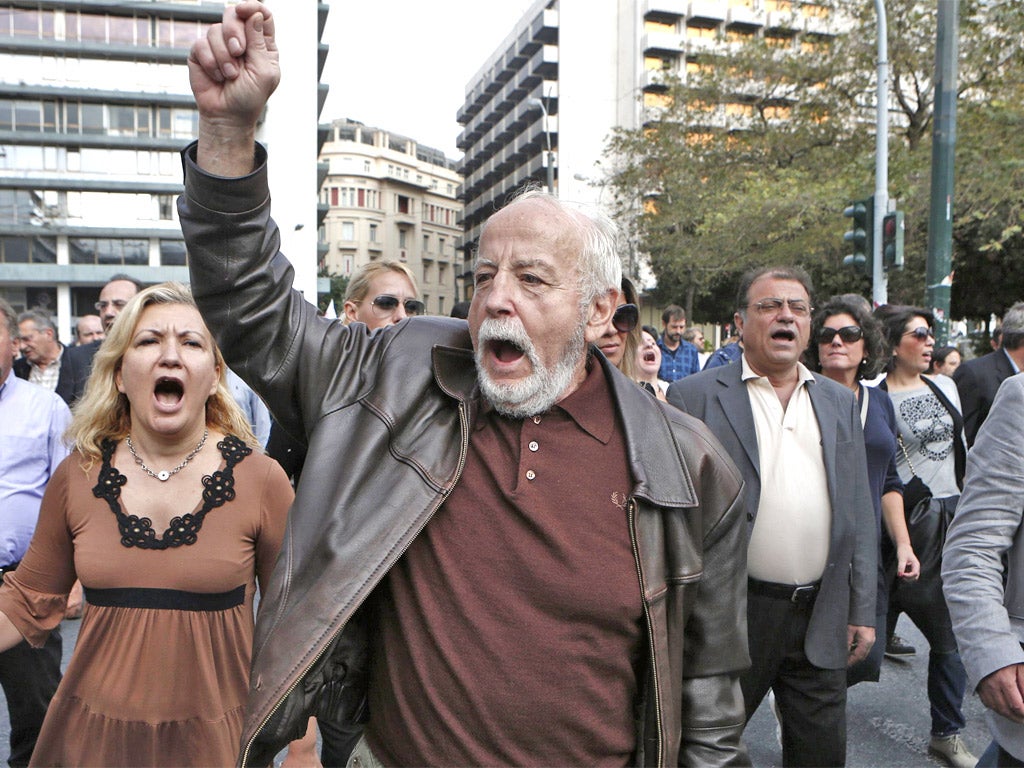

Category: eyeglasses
[818, 326, 863, 345]
[745, 298, 813, 317]
[612, 303, 639, 333]
[95, 299, 129, 311]
[358, 294, 425, 318]
[903, 327, 934, 341]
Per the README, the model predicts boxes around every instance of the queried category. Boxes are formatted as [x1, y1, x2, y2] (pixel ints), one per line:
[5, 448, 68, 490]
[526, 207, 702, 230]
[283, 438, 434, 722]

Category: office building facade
[319, 118, 463, 315]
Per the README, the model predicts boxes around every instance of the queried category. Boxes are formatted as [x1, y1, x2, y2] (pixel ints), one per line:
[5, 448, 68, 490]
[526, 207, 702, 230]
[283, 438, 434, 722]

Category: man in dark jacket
[184, 5, 750, 767]
[953, 301, 1024, 447]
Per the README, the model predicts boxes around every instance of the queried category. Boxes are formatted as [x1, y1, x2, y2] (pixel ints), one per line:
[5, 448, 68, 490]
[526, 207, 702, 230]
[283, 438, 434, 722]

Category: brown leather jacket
[180, 143, 751, 768]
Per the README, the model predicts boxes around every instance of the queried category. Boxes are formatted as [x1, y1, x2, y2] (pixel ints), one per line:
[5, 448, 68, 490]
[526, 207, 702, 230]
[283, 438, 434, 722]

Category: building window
[0, 235, 56, 264]
[398, 229, 407, 249]
[340, 221, 355, 241]
[369, 223, 378, 242]
[160, 240, 187, 266]
[397, 195, 411, 214]
[423, 234, 430, 254]
[69, 237, 148, 265]
[438, 237, 446, 257]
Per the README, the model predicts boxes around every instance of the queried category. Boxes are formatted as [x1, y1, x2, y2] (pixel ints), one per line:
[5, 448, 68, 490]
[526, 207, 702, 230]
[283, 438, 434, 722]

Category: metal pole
[527, 96, 555, 195]
[872, 0, 889, 307]
[925, 0, 959, 344]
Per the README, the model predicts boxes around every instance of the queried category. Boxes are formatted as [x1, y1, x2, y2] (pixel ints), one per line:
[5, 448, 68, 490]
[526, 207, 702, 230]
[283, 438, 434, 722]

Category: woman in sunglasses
[343, 261, 424, 327]
[595, 277, 640, 378]
[806, 296, 919, 689]
[874, 304, 975, 766]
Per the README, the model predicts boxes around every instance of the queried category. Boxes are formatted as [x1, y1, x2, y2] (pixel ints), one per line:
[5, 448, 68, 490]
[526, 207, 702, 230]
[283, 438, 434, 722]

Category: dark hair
[735, 266, 814, 314]
[641, 324, 660, 341]
[106, 273, 143, 291]
[661, 304, 685, 325]
[928, 346, 960, 373]
[806, 296, 887, 380]
[1001, 302, 1024, 351]
[873, 304, 935, 374]
[450, 301, 471, 319]
[621, 276, 638, 305]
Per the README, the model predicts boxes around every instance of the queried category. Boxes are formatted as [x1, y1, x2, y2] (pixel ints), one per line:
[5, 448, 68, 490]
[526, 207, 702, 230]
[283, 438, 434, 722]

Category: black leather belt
[748, 578, 821, 605]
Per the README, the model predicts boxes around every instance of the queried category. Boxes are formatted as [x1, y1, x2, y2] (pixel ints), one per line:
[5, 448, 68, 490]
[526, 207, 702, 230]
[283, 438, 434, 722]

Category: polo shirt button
[526, 470, 536, 481]
[528, 441, 539, 452]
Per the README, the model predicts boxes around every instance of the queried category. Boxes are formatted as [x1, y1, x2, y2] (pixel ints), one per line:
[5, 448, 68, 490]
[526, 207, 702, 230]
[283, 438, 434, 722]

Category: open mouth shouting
[154, 376, 185, 411]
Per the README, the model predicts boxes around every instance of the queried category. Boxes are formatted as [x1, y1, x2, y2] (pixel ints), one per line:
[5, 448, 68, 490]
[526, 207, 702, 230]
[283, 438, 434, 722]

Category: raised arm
[188, 1, 280, 177]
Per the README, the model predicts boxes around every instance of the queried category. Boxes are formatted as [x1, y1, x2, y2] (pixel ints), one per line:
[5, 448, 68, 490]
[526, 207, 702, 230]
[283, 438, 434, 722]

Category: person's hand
[279, 717, 321, 768]
[978, 665, 1024, 723]
[846, 624, 876, 666]
[895, 543, 921, 581]
[188, 1, 280, 130]
[64, 580, 84, 620]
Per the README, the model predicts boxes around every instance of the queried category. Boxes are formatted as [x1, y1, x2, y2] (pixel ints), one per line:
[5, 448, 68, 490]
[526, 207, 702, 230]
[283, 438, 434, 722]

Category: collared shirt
[27, 345, 63, 392]
[0, 370, 72, 567]
[367, 358, 640, 766]
[742, 356, 832, 584]
[657, 337, 700, 382]
[226, 368, 272, 447]
[1004, 347, 1020, 374]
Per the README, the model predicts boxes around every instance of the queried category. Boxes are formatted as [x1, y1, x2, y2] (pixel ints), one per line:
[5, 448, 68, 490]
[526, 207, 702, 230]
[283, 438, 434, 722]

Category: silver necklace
[126, 429, 209, 482]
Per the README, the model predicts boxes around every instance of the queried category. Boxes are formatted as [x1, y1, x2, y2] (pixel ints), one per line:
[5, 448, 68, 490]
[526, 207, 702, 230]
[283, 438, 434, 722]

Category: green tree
[317, 271, 349, 316]
[605, 0, 1024, 323]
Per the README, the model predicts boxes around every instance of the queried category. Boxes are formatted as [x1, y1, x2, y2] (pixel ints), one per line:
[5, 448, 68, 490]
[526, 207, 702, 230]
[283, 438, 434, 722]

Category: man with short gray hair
[953, 301, 1024, 447]
[180, 6, 751, 764]
[14, 311, 73, 405]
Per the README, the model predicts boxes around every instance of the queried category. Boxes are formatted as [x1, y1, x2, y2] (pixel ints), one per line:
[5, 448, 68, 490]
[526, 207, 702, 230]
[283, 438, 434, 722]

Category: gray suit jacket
[667, 361, 877, 669]
[944, 372, 1024, 758]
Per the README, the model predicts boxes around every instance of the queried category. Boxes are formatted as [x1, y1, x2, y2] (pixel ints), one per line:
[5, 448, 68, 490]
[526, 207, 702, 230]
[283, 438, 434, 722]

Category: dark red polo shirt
[365, 359, 642, 766]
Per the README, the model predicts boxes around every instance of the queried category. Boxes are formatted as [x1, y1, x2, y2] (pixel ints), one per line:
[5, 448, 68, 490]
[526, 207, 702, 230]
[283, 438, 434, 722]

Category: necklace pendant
[157, 470, 170, 482]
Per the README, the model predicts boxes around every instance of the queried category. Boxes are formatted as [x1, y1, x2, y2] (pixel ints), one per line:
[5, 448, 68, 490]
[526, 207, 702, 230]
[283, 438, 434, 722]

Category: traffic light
[882, 211, 905, 270]
[842, 197, 873, 272]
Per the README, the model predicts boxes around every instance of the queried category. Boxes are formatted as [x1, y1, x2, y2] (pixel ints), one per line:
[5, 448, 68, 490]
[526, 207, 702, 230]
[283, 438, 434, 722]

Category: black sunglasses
[612, 303, 639, 333]
[818, 325, 863, 345]
[903, 326, 934, 341]
[366, 295, 425, 317]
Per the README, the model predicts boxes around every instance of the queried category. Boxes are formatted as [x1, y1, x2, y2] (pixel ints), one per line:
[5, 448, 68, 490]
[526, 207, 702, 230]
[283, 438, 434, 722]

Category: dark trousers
[743, 590, 847, 767]
[0, 628, 62, 766]
[887, 495, 967, 736]
[319, 720, 363, 767]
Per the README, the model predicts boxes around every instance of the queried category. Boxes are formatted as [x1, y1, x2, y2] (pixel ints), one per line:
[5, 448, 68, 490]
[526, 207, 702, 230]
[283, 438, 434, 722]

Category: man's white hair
[475, 188, 622, 307]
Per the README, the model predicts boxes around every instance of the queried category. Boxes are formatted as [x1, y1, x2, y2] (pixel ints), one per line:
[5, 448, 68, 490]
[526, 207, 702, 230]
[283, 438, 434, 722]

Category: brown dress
[0, 436, 292, 767]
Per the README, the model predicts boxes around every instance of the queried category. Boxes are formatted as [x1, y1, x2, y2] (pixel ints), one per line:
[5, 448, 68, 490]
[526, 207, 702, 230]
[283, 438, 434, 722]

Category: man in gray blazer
[668, 266, 876, 767]
[944, 373, 1024, 767]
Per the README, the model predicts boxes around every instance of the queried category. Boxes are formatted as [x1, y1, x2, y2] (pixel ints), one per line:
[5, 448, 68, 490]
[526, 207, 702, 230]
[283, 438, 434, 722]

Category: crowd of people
[4, 3, 1024, 767]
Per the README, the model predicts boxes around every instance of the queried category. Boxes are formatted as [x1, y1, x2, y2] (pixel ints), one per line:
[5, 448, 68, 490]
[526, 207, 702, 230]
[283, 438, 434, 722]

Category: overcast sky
[323, 1, 539, 160]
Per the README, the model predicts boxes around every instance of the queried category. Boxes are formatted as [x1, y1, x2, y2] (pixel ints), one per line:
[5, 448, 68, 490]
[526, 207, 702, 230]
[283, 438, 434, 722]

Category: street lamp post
[527, 97, 555, 195]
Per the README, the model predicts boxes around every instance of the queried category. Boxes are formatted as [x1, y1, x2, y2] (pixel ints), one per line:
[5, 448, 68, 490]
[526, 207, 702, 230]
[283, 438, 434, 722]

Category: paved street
[0, 615, 993, 766]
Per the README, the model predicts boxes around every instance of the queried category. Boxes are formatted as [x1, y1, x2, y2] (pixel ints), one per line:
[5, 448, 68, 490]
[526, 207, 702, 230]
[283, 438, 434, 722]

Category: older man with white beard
[181, 5, 750, 767]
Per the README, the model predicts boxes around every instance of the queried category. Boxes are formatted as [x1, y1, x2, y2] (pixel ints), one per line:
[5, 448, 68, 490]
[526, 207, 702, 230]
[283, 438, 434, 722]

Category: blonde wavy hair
[68, 282, 258, 463]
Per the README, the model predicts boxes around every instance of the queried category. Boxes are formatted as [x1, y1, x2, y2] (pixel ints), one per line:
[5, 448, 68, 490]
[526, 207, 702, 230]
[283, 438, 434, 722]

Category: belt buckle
[791, 585, 816, 603]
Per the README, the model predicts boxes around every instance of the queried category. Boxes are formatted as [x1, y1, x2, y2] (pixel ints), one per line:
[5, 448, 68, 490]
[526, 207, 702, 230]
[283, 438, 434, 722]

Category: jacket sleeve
[845, 392, 878, 628]
[677, 420, 750, 767]
[943, 374, 1024, 692]
[178, 142, 384, 443]
[953, 362, 982, 448]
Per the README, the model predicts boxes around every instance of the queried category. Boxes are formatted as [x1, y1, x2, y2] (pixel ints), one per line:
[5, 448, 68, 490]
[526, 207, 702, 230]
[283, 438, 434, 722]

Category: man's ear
[734, 311, 745, 338]
[584, 289, 616, 344]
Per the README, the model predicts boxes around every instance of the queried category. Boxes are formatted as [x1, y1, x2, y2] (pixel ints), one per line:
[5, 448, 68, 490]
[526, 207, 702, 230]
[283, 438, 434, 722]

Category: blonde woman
[0, 283, 293, 766]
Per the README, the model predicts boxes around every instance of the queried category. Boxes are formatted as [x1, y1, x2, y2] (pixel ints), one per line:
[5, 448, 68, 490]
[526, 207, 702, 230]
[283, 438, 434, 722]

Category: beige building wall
[319, 119, 464, 317]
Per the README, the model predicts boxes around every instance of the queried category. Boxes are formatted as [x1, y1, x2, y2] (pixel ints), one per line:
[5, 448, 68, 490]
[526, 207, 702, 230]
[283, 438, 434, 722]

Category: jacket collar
[431, 342, 699, 508]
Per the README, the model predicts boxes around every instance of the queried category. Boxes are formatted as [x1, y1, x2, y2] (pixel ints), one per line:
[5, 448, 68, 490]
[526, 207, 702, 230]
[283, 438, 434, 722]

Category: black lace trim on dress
[93, 434, 252, 550]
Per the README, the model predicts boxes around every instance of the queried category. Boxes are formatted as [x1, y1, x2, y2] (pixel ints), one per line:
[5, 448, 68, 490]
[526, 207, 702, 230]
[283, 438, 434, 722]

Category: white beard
[474, 315, 587, 419]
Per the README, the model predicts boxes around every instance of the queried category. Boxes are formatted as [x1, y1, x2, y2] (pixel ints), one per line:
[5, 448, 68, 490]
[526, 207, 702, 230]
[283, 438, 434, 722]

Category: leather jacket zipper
[241, 400, 472, 767]
[629, 497, 664, 768]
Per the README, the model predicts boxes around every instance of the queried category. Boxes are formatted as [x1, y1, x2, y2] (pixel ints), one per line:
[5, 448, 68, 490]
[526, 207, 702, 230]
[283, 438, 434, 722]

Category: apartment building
[319, 118, 463, 316]
[456, 0, 839, 275]
[0, 1, 227, 341]
[0, 1, 331, 338]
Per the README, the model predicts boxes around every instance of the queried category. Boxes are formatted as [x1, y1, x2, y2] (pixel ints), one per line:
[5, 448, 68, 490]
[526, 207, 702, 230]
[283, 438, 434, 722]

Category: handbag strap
[897, 434, 918, 477]
[859, 385, 870, 428]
